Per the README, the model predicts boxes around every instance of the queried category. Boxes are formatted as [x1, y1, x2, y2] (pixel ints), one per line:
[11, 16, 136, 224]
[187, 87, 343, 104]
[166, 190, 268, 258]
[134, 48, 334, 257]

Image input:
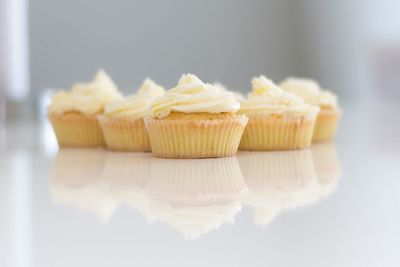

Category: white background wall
[2, 0, 399, 114]
[29, 0, 296, 95]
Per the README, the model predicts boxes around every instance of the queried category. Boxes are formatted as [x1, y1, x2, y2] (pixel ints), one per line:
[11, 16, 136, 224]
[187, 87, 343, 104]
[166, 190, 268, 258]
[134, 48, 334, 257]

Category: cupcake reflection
[48, 149, 119, 222]
[147, 157, 248, 239]
[48, 145, 342, 235]
[238, 150, 320, 226]
[101, 152, 156, 222]
[311, 143, 342, 199]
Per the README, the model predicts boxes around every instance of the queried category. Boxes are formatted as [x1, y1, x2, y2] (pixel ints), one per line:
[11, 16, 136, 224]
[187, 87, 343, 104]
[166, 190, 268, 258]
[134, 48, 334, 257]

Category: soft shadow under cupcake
[101, 152, 156, 222]
[147, 157, 248, 239]
[238, 150, 320, 226]
[48, 148, 119, 222]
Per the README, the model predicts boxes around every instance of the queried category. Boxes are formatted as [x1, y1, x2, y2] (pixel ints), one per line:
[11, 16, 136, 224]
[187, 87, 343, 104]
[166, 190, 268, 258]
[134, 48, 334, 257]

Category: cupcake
[238, 150, 319, 226]
[98, 79, 165, 151]
[48, 70, 122, 147]
[147, 157, 247, 239]
[280, 78, 341, 142]
[145, 74, 248, 158]
[239, 76, 319, 151]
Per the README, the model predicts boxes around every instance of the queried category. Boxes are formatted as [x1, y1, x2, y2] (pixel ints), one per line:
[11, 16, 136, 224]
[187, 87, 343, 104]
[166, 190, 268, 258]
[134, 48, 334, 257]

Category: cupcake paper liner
[49, 113, 105, 147]
[239, 113, 316, 151]
[144, 114, 248, 159]
[313, 108, 341, 142]
[98, 116, 151, 152]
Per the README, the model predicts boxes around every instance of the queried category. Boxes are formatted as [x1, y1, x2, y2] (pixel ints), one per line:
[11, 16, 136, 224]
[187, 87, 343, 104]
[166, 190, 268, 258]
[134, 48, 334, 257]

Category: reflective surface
[47, 146, 339, 240]
[1, 105, 400, 266]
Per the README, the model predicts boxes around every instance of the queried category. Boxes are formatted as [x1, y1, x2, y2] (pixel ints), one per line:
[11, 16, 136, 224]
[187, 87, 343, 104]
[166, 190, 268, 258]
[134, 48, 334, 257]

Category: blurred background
[1, 2, 400, 267]
[0, 0, 399, 120]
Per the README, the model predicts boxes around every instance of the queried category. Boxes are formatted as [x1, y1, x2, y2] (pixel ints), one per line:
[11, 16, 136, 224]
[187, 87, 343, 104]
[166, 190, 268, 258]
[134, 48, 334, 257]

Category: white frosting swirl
[104, 79, 165, 119]
[306, 90, 338, 108]
[279, 77, 338, 108]
[213, 82, 246, 102]
[248, 75, 282, 98]
[239, 76, 319, 115]
[149, 74, 240, 119]
[48, 70, 122, 115]
[137, 78, 166, 97]
[232, 91, 246, 102]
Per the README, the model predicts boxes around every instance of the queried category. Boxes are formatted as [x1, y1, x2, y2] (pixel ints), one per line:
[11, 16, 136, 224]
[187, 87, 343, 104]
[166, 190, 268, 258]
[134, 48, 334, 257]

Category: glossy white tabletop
[1, 102, 399, 267]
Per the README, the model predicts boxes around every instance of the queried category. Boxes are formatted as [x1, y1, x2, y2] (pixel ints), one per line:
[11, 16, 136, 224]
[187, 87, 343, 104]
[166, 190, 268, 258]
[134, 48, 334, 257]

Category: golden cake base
[49, 112, 105, 147]
[313, 108, 340, 143]
[98, 116, 151, 152]
[239, 114, 316, 151]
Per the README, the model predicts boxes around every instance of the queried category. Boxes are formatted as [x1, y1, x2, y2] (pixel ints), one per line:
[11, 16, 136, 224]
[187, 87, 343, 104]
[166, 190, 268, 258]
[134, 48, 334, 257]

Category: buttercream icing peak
[149, 74, 240, 119]
[178, 74, 203, 85]
[48, 69, 121, 115]
[103, 78, 165, 118]
[239, 76, 319, 116]
[137, 78, 165, 97]
[280, 77, 338, 107]
[250, 76, 282, 97]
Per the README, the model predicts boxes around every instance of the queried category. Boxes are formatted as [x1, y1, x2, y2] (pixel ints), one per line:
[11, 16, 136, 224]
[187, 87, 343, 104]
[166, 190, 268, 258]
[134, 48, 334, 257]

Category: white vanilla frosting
[104, 79, 165, 119]
[279, 77, 338, 108]
[149, 74, 240, 119]
[232, 92, 246, 102]
[213, 82, 246, 102]
[306, 90, 338, 108]
[239, 76, 319, 115]
[136, 78, 166, 97]
[48, 70, 122, 115]
[248, 75, 282, 97]
[212, 82, 228, 92]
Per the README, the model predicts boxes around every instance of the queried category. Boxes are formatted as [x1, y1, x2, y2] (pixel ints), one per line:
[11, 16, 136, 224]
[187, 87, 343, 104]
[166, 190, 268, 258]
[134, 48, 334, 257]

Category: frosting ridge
[213, 82, 246, 102]
[149, 74, 240, 119]
[240, 76, 319, 115]
[104, 79, 165, 118]
[280, 77, 338, 108]
[48, 70, 122, 115]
